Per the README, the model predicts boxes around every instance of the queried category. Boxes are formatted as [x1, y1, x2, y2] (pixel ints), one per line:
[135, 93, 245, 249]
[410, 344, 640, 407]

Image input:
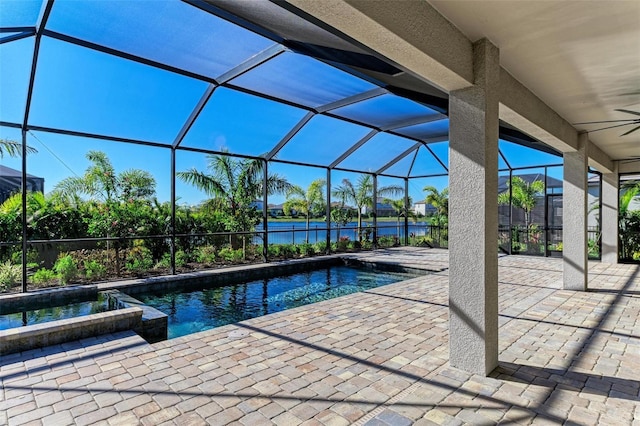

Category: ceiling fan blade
[574, 119, 638, 125]
[620, 125, 640, 136]
[615, 109, 640, 117]
[589, 122, 637, 132]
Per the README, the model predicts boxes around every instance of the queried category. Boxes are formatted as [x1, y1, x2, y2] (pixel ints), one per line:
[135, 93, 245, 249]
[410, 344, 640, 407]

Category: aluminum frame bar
[329, 129, 378, 169]
[0, 30, 35, 44]
[217, 44, 286, 84]
[265, 111, 315, 160]
[375, 143, 420, 175]
[315, 87, 387, 113]
[424, 143, 448, 172]
[172, 84, 217, 148]
[381, 114, 446, 132]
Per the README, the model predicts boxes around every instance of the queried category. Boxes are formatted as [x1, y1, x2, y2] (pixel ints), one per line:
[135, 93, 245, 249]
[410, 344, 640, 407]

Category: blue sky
[0, 0, 563, 207]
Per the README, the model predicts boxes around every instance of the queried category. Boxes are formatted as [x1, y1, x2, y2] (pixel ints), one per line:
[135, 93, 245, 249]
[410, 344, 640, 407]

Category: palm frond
[177, 168, 227, 198]
[0, 138, 37, 158]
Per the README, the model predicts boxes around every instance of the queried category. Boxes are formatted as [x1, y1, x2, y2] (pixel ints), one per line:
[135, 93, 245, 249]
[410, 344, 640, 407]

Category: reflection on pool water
[0, 293, 113, 330]
[135, 265, 418, 339]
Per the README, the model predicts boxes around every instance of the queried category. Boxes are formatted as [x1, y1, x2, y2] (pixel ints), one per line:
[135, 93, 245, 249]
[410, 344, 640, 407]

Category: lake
[256, 220, 431, 245]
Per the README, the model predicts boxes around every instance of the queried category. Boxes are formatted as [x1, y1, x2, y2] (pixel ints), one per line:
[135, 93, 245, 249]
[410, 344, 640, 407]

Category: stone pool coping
[0, 285, 99, 315]
[0, 306, 142, 355]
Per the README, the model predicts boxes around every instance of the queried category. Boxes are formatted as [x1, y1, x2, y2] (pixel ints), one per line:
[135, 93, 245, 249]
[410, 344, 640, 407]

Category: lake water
[257, 220, 431, 245]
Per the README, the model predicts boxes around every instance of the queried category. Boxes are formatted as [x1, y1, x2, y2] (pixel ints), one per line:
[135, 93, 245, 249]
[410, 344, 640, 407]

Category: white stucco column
[448, 39, 499, 376]
[563, 133, 589, 290]
[601, 164, 619, 263]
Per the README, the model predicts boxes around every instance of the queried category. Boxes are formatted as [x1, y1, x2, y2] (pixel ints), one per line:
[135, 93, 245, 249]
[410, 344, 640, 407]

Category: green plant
[83, 260, 107, 281]
[0, 260, 21, 291]
[336, 236, 350, 251]
[313, 240, 328, 254]
[175, 250, 189, 267]
[155, 253, 171, 269]
[196, 246, 217, 264]
[155, 249, 191, 269]
[632, 251, 640, 261]
[267, 245, 281, 258]
[125, 246, 153, 275]
[298, 243, 315, 257]
[54, 255, 78, 285]
[348, 240, 362, 250]
[218, 247, 243, 263]
[588, 239, 600, 258]
[378, 235, 397, 247]
[11, 249, 39, 265]
[332, 174, 402, 241]
[283, 179, 326, 244]
[31, 268, 57, 286]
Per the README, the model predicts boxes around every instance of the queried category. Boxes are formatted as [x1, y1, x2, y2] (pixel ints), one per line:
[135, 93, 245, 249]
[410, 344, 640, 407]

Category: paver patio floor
[1, 248, 639, 425]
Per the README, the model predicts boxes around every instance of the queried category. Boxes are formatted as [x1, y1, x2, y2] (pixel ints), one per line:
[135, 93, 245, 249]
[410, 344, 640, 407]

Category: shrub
[155, 252, 171, 269]
[218, 247, 243, 263]
[11, 249, 39, 265]
[54, 255, 78, 285]
[280, 244, 297, 259]
[633, 251, 640, 261]
[348, 240, 362, 250]
[267, 245, 281, 258]
[125, 246, 153, 275]
[196, 246, 216, 264]
[31, 268, 57, 286]
[314, 240, 328, 254]
[155, 250, 189, 269]
[336, 236, 350, 251]
[0, 260, 21, 291]
[378, 235, 397, 247]
[83, 260, 107, 281]
[175, 250, 189, 267]
[298, 243, 315, 257]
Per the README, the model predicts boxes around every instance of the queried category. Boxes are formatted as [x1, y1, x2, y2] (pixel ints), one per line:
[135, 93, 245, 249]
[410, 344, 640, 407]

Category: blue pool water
[136, 265, 418, 339]
[0, 293, 113, 330]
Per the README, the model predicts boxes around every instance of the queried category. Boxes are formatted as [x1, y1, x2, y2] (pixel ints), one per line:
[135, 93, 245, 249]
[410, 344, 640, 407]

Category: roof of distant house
[0, 164, 44, 179]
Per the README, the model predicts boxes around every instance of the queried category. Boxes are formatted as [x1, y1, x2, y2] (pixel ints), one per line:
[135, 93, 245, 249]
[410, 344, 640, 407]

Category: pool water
[0, 293, 113, 330]
[136, 265, 418, 339]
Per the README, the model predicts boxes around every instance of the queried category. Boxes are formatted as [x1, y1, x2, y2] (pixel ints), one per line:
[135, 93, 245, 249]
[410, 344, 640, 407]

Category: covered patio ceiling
[0, 0, 565, 181]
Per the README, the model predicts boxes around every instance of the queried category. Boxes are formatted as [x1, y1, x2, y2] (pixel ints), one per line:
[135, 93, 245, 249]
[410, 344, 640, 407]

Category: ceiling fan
[574, 109, 640, 136]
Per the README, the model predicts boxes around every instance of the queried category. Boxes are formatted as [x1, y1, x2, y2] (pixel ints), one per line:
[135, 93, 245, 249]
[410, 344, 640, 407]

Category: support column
[563, 133, 589, 290]
[601, 163, 619, 263]
[449, 39, 499, 376]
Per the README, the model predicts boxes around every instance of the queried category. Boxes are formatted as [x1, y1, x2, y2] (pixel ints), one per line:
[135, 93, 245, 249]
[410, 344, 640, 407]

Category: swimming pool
[135, 265, 418, 338]
[0, 292, 114, 330]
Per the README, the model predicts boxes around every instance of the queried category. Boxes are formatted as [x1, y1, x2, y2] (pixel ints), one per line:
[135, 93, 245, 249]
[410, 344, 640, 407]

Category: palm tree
[53, 150, 156, 205]
[52, 151, 156, 274]
[423, 186, 449, 226]
[497, 176, 544, 229]
[283, 178, 326, 244]
[619, 180, 640, 260]
[332, 174, 402, 241]
[177, 153, 293, 252]
[0, 138, 37, 158]
[384, 196, 414, 238]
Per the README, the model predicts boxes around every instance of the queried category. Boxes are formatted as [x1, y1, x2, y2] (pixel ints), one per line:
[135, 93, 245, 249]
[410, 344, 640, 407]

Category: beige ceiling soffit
[619, 161, 640, 174]
[587, 140, 614, 174]
[499, 69, 578, 153]
[286, 0, 473, 91]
